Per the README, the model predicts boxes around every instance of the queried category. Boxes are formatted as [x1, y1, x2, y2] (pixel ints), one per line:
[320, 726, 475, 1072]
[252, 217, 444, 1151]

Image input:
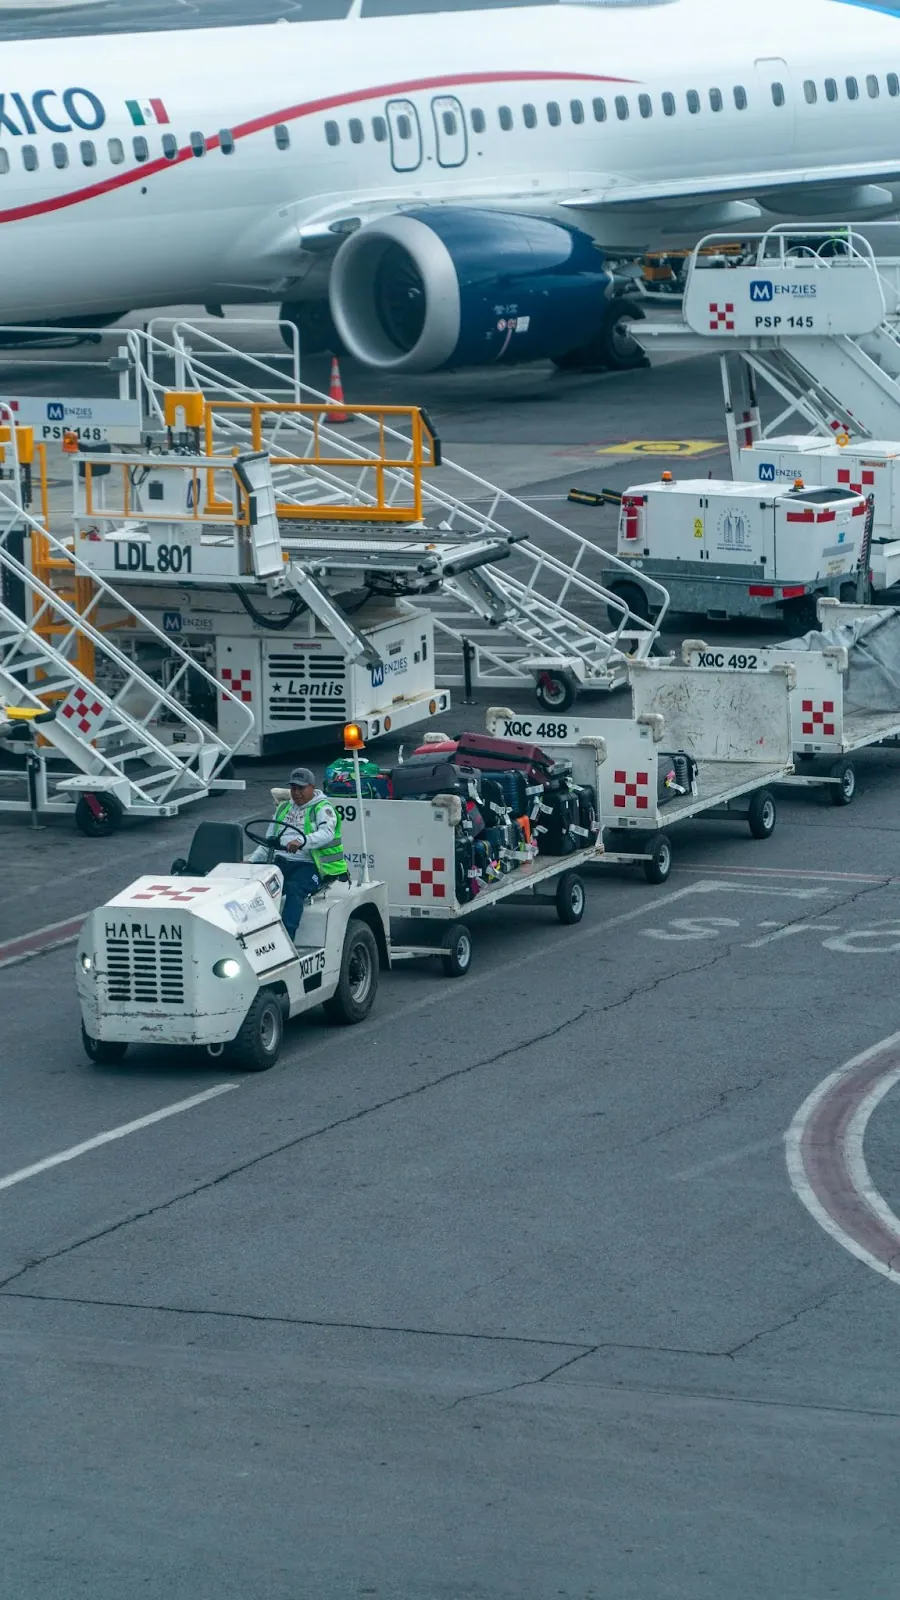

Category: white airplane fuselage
[0, 0, 898, 362]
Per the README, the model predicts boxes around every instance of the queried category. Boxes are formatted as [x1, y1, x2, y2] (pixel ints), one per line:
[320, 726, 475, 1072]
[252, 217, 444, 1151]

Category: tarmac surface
[2, 330, 900, 1599]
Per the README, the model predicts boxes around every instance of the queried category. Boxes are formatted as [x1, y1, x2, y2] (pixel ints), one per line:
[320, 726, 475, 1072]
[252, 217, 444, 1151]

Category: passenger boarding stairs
[135, 321, 669, 694]
[0, 471, 254, 818]
[635, 225, 900, 449]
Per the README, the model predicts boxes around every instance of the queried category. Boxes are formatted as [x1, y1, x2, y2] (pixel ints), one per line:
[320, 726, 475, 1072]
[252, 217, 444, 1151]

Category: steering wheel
[243, 818, 302, 852]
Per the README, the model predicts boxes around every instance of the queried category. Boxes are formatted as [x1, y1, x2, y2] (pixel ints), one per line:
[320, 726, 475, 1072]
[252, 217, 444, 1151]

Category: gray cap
[289, 766, 316, 788]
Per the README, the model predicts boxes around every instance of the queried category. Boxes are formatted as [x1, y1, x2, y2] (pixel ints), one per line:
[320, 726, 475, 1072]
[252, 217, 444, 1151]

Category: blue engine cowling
[328, 208, 612, 373]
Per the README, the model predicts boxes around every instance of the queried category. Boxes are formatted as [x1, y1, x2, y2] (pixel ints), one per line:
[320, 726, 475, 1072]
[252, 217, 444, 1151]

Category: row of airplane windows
[0, 68, 896, 176]
[0, 123, 293, 174]
[321, 72, 900, 143]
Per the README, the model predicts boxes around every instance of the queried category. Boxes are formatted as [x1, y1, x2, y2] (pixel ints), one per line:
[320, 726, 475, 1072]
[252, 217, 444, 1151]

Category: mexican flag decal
[126, 98, 170, 127]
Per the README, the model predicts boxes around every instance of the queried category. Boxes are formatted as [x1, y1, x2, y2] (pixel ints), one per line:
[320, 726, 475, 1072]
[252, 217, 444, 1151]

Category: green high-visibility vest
[275, 798, 346, 878]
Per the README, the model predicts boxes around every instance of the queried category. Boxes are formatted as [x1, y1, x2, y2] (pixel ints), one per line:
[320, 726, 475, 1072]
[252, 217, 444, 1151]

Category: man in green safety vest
[249, 766, 348, 941]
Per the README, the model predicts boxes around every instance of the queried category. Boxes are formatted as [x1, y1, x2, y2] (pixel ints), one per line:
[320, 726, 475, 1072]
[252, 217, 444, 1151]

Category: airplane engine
[328, 209, 614, 373]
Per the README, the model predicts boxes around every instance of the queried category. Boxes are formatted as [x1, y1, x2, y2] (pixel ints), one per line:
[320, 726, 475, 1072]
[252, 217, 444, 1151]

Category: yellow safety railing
[203, 401, 439, 524]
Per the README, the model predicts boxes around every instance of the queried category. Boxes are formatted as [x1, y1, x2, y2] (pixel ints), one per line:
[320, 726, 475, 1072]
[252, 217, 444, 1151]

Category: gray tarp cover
[777, 609, 900, 713]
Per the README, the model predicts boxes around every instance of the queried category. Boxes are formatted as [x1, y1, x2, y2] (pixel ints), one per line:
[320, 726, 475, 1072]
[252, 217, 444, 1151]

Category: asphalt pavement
[1, 333, 900, 1599]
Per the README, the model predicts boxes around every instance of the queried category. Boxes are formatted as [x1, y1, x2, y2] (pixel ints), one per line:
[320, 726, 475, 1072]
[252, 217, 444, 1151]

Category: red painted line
[0, 70, 636, 226]
[794, 1040, 900, 1272]
[0, 913, 86, 968]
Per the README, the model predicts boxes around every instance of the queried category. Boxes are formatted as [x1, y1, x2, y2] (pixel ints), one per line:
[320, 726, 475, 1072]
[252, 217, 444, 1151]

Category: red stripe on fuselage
[0, 69, 636, 226]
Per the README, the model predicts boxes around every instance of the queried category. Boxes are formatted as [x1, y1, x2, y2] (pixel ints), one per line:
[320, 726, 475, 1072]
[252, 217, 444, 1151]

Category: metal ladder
[636, 224, 900, 455]
[0, 474, 254, 819]
[129, 321, 670, 693]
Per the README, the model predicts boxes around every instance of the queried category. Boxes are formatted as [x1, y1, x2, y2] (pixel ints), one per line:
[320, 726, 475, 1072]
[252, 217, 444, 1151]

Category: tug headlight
[213, 958, 241, 979]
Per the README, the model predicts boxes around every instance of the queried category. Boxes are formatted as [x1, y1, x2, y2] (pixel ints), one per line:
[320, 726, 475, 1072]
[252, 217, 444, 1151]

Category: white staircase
[636, 223, 900, 447]
[130, 321, 670, 694]
[0, 484, 254, 819]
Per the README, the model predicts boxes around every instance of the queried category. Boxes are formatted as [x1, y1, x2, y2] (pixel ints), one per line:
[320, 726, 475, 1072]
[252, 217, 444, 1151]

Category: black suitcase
[534, 790, 579, 856]
[391, 760, 483, 802]
[571, 782, 599, 844]
[455, 835, 476, 902]
[478, 775, 510, 826]
[658, 752, 698, 806]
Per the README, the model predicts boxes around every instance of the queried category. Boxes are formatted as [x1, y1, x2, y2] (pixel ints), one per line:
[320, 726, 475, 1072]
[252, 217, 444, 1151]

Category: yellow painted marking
[594, 439, 723, 458]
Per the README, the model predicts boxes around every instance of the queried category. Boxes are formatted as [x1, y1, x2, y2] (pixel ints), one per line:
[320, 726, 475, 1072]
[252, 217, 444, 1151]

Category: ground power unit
[737, 437, 900, 596]
[611, 476, 869, 625]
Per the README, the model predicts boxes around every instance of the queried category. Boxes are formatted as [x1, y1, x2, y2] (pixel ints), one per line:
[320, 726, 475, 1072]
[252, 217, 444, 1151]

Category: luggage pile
[389, 731, 600, 903]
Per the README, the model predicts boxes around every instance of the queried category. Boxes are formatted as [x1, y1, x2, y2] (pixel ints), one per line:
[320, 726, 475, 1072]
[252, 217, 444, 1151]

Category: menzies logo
[750, 281, 775, 303]
[759, 463, 776, 481]
[0, 87, 105, 137]
[370, 663, 385, 688]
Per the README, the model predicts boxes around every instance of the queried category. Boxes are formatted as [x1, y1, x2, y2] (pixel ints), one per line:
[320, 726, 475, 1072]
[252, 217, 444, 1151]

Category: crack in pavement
[725, 1285, 849, 1356]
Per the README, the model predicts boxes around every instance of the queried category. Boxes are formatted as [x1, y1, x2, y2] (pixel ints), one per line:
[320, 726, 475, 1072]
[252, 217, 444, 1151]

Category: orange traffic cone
[327, 354, 349, 424]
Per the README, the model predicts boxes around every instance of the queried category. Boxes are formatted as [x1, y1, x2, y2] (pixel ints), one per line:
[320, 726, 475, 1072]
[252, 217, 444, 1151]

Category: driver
[249, 767, 348, 941]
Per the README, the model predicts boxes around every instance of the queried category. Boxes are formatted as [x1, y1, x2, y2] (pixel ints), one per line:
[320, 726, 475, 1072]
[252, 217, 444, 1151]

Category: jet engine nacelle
[328, 208, 612, 373]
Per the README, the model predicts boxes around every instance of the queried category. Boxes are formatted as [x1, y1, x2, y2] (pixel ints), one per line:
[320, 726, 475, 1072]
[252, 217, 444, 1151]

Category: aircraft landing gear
[552, 297, 649, 373]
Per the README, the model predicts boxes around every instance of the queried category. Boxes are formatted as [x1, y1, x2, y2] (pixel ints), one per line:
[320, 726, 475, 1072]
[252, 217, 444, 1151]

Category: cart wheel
[748, 788, 777, 839]
[228, 989, 284, 1071]
[556, 870, 586, 924]
[535, 672, 576, 714]
[75, 792, 123, 838]
[81, 1025, 128, 1065]
[829, 760, 856, 806]
[440, 921, 473, 977]
[323, 922, 379, 1024]
[643, 833, 673, 885]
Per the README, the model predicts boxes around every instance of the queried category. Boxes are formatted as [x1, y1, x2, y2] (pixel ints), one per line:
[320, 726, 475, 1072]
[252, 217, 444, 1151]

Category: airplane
[0, 0, 900, 375]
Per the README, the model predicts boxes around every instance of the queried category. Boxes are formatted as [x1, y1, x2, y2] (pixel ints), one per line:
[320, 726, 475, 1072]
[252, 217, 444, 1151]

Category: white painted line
[744, 921, 839, 948]
[673, 1135, 782, 1181]
[0, 1083, 239, 1194]
[674, 865, 893, 885]
[785, 1031, 900, 1285]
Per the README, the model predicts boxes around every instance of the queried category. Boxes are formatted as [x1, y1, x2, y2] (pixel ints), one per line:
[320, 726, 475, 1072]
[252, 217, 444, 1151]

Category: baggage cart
[337, 737, 607, 975]
[682, 599, 900, 805]
[486, 657, 795, 883]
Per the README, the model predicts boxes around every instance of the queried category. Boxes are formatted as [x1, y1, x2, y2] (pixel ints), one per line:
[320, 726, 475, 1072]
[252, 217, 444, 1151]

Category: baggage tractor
[534, 790, 579, 856]
[391, 760, 483, 802]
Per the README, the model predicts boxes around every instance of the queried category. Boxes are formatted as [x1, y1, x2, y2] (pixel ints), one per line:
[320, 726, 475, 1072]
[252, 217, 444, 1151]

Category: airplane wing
[560, 157, 900, 210]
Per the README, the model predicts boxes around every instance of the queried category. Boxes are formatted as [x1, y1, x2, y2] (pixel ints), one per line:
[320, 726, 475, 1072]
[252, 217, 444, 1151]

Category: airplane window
[547, 101, 561, 126]
[867, 74, 880, 98]
[709, 88, 722, 112]
[325, 120, 340, 145]
[639, 93, 652, 118]
[470, 108, 485, 133]
[687, 89, 700, 114]
[523, 104, 537, 128]
[133, 136, 149, 162]
[771, 82, 785, 106]
[570, 99, 584, 123]
[889, 73, 900, 97]
[274, 124, 291, 149]
[734, 85, 747, 109]
[349, 118, 364, 143]
[615, 96, 629, 120]
[825, 77, 838, 101]
[499, 106, 513, 130]
[219, 130, 235, 155]
[846, 76, 859, 100]
[373, 115, 388, 140]
[804, 80, 817, 104]
[22, 145, 37, 172]
[80, 140, 97, 167]
[0, 150, 8, 175]
[396, 114, 412, 138]
[108, 137, 124, 165]
[662, 91, 676, 116]
[592, 97, 607, 122]
[52, 142, 68, 170]
[161, 133, 177, 159]
[190, 131, 206, 157]
[442, 110, 457, 135]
